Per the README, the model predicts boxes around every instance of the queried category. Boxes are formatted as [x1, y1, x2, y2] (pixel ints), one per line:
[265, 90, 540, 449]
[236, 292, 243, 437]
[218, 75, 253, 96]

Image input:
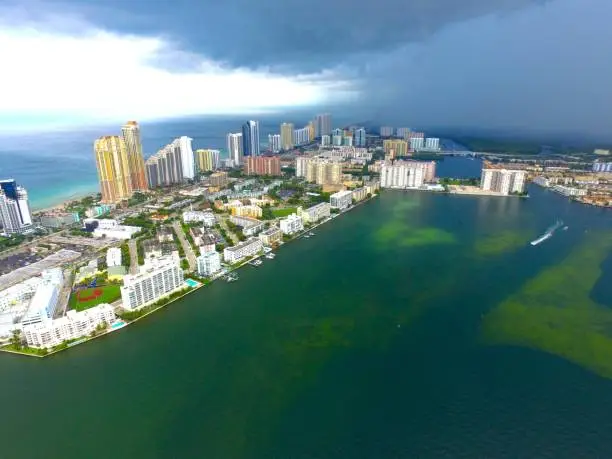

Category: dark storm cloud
[20, 0, 547, 71]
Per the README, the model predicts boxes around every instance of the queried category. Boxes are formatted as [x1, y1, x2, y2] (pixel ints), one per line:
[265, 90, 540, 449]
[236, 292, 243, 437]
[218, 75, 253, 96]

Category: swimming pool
[184, 279, 199, 288]
[111, 321, 126, 329]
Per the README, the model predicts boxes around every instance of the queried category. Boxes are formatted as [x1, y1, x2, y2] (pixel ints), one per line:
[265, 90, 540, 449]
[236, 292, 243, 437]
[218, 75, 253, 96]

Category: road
[54, 268, 74, 318]
[172, 221, 197, 272]
[218, 216, 240, 245]
[128, 239, 139, 274]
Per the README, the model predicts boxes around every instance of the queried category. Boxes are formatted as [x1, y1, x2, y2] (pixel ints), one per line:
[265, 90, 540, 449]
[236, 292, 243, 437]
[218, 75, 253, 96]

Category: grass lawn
[69, 285, 121, 311]
[272, 207, 297, 218]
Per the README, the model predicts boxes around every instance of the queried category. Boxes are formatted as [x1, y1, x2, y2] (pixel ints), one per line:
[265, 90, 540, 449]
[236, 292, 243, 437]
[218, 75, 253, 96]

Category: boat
[248, 259, 263, 267]
[226, 273, 239, 282]
[265, 253, 275, 259]
[563, 226, 568, 231]
[531, 220, 563, 246]
[308, 232, 315, 236]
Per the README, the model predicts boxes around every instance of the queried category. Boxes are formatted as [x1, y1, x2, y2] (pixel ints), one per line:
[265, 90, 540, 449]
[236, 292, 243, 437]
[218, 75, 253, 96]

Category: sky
[1, 0, 612, 138]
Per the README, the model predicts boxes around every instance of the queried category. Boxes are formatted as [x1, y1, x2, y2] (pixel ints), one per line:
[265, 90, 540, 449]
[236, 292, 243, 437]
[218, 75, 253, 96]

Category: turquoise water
[111, 321, 126, 329]
[184, 279, 199, 288]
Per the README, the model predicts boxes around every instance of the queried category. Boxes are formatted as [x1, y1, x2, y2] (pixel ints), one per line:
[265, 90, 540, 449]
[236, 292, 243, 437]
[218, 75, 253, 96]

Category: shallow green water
[1, 183, 611, 458]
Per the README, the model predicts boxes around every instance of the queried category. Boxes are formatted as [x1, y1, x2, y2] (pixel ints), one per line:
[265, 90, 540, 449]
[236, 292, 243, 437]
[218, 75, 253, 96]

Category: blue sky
[2, 0, 612, 138]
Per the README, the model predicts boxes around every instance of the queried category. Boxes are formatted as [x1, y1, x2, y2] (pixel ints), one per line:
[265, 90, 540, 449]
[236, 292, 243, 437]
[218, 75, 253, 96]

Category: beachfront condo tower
[241, 121, 260, 157]
[0, 179, 33, 235]
[280, 123, 294, 150]
[94, 136, 133, 204]
[227, 132, 243, 166]
[121, 121, 148, 191]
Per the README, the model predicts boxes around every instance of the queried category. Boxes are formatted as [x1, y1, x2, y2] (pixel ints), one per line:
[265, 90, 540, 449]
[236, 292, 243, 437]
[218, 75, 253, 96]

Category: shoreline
[1, 195, 377, 358]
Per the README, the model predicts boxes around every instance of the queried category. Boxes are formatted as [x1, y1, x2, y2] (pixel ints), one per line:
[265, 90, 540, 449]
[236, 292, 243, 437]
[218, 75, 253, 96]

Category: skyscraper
[242, 120, 260, 157]
[121, 121, 148, 191]
[227, 132, 243, 165]
[280, 123, 294, 150]
[177, 136, 195, 180]
[354, 128, 366, 147]
[0, 179, 33, 235]
[194, 149, 220, 172]
[314, 113, 332, 138]
[268, 134, 281, 153]
[94, 135, 133, 203]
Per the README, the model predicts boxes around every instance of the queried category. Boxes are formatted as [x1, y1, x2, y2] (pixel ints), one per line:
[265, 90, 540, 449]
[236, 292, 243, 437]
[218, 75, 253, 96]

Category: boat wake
[531, 220, 564, 246]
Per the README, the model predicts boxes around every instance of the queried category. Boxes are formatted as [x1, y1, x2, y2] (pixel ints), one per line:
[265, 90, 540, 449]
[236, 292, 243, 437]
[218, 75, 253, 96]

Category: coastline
[1, 194, 377, 358]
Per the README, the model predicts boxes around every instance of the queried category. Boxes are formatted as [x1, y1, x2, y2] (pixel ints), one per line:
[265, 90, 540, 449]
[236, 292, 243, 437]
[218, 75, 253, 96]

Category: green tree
[10, 329, 22, 350]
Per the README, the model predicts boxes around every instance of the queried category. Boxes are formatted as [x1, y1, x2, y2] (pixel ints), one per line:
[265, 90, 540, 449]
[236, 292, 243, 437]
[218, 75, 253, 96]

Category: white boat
[248, 259, 263, 267]
[265, 253, 275, 259]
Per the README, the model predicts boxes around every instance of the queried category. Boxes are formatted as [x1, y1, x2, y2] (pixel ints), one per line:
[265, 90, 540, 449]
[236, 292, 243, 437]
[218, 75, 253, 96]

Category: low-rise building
[229, 215, 265, 236]
[330, 190, 353, 210]
[279, 214, 304, 235]
[552, 185, 588, 197]
[223, 238, 263, 264]
[39, 212, 80, 228]
[196, 251, 222, 277]
[85, 219, 141, 240]
[106, 247, 122, 267]
[198, 232, 217, 255]
[22, 304, 116, 349]
[351, 187, 367, 202]
[259, 227, 282, 246]
[365, 180, 380, 195]
[297, 202, 330, 224]
[182, 210, 216, 227]
[120, 256, 184, 311]
[157, 227, 174, 242]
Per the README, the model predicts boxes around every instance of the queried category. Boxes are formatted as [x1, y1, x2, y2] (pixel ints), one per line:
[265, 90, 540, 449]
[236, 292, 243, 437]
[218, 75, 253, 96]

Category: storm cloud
[6, 0, 612, 138]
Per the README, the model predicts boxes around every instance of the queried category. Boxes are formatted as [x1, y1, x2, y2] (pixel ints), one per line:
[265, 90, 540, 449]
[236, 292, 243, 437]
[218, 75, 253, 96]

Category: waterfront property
[22, 303, 116, 349]
[279, 214, 304, 235]
[223, 238, 263, 264]
[259, 227, 283, 246]
[297, 202, 330, 224]
[196, 251, 222, 277]
[380, 160, 436, 189]
[480, 161, 527, 195]
[330, 190, 353, 210]
[120, 256, 184, 310]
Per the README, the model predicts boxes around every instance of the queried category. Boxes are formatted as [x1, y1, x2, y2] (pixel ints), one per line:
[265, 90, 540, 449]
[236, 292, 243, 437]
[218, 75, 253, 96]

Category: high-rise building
[410, 137, 425, 152]
[343, 135, 353, 147]
[297, 158, 342, 185]
[280, 123, 294, 150]
[194, 149, 220, 172]
[424, 138, 441, 151]
[321, 135, 331, 147]
[593, 162, 612, 173]
[227, 132, 243, 165]
[177, 136, 195, 180]
[0, 179, 33, 235]
[380, 126, 394, 137]
[480, 162, 527, 195]
[397, 128, 411, 139]
[242, 120, 260, 157]
[197, 251, 221, 277]
[293, 127, 310, 146]
[268, 134, 281, 153]
[121, 121, 148, 191]
[332, 135, 343, 146]
[383, 139, 409, 158]
[145, 140, 188, 188]
[307, 121, 315, 141]
[120, 256, 184, 311]
[314, 113, 332, 138]
[243, 156, 281, 176]
[354, 128, 366, 147]
[380, 160, 436, 189]
[94, 135, 133, 203]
